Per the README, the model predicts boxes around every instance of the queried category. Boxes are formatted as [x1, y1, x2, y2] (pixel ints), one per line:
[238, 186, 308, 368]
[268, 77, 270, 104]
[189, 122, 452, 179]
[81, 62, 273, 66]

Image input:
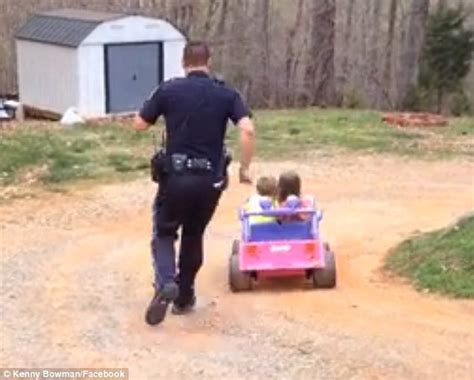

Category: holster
[220, 147, 232, 191]
[150, 149, 168, 184]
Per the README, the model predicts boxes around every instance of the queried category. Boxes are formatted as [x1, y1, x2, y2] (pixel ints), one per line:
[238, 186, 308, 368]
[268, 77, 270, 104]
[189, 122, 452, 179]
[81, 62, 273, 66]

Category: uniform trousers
[151, 173, 221, 299]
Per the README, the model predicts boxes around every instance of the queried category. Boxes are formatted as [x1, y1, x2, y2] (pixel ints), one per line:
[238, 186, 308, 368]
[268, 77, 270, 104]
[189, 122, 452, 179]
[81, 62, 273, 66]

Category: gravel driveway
[1, 155, 473, 380]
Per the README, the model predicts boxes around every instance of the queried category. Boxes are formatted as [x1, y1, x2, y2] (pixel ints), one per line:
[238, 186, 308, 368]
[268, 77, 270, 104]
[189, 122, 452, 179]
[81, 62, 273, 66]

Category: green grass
[226, 108, 473, 159]
[0, 123, 153, 186]
[0, 108, 472, 188]
[385, 214, 474, 298]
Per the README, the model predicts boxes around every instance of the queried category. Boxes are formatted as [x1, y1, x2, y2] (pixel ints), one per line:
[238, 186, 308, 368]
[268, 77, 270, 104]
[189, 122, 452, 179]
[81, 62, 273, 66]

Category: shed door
[105, 43, 163, 113]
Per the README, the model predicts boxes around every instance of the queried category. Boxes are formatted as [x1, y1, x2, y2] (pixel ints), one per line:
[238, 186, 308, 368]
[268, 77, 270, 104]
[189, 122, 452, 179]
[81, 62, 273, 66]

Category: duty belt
[170, 153, 213, 174]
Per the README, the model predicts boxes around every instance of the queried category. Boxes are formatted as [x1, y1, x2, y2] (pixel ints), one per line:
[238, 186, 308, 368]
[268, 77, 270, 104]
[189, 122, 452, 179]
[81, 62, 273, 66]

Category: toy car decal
[270, 244, 291, 253]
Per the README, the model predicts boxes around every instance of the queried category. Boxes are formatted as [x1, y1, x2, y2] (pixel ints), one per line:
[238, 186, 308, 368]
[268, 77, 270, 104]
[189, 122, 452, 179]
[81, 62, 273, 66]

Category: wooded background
[1, 0, 473, 111]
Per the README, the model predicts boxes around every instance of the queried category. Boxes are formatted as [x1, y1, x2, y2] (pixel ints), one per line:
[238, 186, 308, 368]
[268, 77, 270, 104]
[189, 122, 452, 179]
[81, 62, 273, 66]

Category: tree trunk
[261, 0, 271, 106]
[368, 0, 382, 108]
[285, 0, 304, 105]
[253, 0, 271, 106]
[340, 0, 356, 96]
[397, 0, 430, 109]
[304, 0, 337, 106]
[213, 0, 229, 70]
[359, 0, 370, 96]
[382, 0, 398, 109]
[437, 0, 447, 10]
[203, 0, 219, 38]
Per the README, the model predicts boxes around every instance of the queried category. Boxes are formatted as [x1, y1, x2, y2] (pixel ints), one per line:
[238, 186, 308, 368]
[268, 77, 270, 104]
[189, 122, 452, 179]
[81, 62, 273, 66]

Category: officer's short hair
[256, 176, 277, 197]
[277, 171, 301, 202]
[183, 41, 211, 67]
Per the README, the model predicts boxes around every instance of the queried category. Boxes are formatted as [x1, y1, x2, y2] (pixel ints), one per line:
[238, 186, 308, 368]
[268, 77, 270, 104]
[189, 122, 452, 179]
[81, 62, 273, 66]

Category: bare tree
[304, 0, 337, 106]
[382, 0, 398, 109]
[341, 0, 356, 90]
[213, 0, 229, 71]
[397, 0, 431, 108]
[203, 0, 219, 39]
[253, 0, 271, 106]
[285, 0, 304, 106]
[2, 0, 472, 109]
[368, 0, 382, 108]
[437, 0, 448, 10]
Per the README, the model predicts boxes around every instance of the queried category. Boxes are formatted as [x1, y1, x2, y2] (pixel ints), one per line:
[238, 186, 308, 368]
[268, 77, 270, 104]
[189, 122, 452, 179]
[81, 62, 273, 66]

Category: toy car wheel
[312, 243, 336, 289]
[229, 252, 252, 292]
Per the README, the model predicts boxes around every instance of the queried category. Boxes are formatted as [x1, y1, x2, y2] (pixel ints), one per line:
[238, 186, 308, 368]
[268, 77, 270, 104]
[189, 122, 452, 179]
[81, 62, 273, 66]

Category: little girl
[277, 171, 313, 221]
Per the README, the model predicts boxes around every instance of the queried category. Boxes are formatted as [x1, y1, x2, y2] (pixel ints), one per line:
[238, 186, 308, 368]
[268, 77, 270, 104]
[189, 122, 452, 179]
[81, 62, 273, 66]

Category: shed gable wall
[17, 40, 79, 114]
[82, 16, 184, 45]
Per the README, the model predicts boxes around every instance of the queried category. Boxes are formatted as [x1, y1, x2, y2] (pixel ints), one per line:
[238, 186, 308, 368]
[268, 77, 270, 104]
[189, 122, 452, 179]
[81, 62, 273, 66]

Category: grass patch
[385, 214, 474, 298]
[0, 123, 153, 186]
[226, 108, 473, 159]
[107, 152, 149, 172]
[0, 108, 472, 188]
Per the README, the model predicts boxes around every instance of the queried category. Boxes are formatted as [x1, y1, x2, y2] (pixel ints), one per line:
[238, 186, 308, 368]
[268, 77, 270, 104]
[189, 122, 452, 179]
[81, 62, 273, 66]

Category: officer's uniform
[139, 70, 251, 306]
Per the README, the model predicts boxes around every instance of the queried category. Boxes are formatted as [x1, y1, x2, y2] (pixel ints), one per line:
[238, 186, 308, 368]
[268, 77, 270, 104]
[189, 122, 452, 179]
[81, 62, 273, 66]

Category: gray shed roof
[16, 9, 126, 48]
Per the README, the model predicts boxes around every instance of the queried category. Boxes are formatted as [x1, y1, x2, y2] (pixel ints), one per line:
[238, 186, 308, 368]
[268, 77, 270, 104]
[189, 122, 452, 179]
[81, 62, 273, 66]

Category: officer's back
[154, 73, 241, 172]
[138, 55, 250, 175]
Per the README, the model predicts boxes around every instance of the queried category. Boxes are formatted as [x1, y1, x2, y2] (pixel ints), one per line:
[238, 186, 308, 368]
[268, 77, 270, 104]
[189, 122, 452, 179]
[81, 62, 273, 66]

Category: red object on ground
[382, 112, 448, 127]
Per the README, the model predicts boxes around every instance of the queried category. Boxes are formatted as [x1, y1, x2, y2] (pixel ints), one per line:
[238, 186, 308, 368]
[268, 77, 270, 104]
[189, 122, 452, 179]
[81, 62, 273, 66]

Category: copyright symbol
[3, 370, 11, 378]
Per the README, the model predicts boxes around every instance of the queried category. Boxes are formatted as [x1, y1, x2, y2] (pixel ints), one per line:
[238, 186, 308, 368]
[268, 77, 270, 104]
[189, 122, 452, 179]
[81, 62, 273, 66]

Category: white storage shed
[15, 9, 186, 118]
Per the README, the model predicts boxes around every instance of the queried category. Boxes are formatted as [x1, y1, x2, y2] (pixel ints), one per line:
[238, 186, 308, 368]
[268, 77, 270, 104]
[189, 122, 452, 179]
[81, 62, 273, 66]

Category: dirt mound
[382, 112, 448, 127]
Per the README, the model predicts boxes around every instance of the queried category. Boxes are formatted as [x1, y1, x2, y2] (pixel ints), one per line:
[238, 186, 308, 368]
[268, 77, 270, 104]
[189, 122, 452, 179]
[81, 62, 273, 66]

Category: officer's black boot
[171, 278, 196, 315]
[171, 290, 196, 315]
[145, 282, 179, 325]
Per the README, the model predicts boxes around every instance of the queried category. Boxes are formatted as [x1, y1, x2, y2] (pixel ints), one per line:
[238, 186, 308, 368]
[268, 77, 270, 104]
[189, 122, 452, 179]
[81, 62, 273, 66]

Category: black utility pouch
[150, 149, 168, 183]
[224, 148, 232, 169]
[219, 147, 232, 191]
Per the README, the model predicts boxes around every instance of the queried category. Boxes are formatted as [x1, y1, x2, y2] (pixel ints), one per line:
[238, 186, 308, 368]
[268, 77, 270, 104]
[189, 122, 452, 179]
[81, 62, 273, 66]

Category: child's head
[277, 171, 301, 203]
[256, 176, 277, 197]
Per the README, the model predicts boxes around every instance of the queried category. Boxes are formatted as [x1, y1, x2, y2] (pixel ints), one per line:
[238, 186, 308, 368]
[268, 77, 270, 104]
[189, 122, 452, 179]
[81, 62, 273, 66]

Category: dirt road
[1, 154, 473, 380]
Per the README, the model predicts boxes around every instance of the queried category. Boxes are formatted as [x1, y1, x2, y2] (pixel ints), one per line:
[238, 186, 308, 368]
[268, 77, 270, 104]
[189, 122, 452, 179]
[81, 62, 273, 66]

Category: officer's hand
[239, 167, 252, 184]
[134, 114, 151, 131]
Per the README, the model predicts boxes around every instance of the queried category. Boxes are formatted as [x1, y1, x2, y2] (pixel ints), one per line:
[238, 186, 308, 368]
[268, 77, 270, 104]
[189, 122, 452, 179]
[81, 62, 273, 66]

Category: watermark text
[1, 369, 128, 380]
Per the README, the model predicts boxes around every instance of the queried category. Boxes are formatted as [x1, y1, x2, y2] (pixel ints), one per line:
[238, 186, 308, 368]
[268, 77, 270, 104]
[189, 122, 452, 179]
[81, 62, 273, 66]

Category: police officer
[134, 41, 255, 326]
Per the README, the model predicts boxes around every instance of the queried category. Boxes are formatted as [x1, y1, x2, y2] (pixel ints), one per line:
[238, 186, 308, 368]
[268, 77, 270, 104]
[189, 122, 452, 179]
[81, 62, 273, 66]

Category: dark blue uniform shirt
[139, 71, 251, 172]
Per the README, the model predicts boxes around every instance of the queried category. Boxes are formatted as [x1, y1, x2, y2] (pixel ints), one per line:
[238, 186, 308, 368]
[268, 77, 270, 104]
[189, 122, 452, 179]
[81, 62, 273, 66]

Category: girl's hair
[277, 171, 301, 202]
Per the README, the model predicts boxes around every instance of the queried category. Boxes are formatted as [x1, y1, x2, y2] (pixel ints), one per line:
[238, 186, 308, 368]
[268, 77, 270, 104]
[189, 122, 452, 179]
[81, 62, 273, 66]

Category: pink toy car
[229, 196, 336, 291]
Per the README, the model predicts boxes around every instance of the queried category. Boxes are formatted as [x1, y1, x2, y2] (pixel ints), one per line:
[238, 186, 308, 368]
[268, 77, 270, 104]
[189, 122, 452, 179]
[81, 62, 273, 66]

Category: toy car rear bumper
[239, 240, 325, 272]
